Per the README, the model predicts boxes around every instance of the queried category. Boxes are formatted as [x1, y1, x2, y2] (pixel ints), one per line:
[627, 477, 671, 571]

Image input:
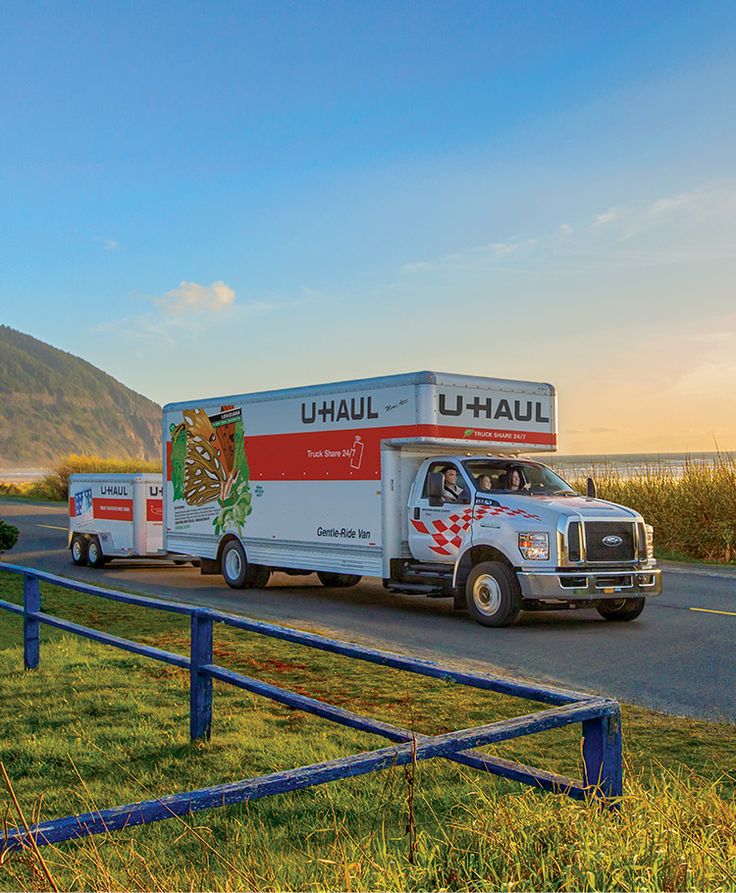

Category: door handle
[413, 507, 420, 520]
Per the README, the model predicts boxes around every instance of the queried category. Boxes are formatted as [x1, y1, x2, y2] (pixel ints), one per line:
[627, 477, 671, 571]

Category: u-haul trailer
[68, 473, 166, 567]
[163, 371, 661, 626]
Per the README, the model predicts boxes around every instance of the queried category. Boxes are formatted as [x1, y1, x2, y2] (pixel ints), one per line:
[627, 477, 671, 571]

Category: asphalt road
[2, 499, 735, 722]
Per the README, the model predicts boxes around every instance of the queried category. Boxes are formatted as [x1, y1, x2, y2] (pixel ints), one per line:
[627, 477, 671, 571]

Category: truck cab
[390, 454, 661, 626]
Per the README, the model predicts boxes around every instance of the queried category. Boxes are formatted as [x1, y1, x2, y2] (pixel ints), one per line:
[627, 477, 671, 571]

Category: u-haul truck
[68, 474, 165, 567]
[162, 371, 661, 626]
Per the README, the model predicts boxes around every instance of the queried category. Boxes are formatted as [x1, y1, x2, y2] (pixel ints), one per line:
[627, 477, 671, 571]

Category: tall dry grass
[570, 453, 736, 563]
[0, 454, 161, 502]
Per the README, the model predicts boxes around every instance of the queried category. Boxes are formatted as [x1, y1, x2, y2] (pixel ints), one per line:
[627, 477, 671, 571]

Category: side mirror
[427, 472, 444, 506]
[586, 476, 597, 499]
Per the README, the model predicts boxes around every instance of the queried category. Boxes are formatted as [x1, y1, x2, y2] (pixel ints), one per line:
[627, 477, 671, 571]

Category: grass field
[0, 573, 735, 891]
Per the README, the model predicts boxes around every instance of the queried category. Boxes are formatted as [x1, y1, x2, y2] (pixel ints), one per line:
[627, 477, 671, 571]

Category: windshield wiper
[551, 489, 577, 496]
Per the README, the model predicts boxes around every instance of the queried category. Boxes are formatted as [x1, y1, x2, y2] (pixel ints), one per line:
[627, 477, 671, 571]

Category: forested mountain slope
[0, 326, 160, 466]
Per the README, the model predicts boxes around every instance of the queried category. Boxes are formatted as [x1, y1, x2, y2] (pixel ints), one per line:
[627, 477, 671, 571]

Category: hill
[0, 326, 161, 467]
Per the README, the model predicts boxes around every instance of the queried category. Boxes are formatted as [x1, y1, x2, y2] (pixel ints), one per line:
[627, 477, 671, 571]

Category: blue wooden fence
[0, 563, 623, 854]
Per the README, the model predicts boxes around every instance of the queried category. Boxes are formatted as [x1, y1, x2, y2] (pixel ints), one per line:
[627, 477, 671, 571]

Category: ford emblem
[602, 535, 623, 547]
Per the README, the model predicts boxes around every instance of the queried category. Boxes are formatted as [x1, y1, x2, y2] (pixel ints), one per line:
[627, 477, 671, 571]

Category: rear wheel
[317, 572, 362, 588]
[86, 537, 106, 568]
[221, 541, 270, 589]
[70, 535, 87, 566]
[465, 561, 521, 627]
[596, 597, 645, 621]
[222, 540, 248, 588]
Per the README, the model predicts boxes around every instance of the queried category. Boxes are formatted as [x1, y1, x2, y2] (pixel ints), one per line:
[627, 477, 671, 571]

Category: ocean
[546, 451, 734, 478]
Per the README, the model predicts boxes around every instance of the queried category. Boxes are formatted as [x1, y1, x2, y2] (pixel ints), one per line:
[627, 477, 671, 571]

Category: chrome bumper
[517, 567, 662, 601]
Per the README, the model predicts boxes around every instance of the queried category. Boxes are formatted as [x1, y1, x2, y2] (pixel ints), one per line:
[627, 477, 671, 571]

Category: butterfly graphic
[183, 408, 240, 506]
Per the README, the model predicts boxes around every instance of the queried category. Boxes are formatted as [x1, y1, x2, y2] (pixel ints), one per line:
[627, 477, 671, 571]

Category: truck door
[408, 460, 474, 562]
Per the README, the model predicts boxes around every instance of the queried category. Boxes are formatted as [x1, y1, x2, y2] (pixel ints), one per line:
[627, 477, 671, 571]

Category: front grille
[584, 522, 635, 561]
[567, 521, 581, 562]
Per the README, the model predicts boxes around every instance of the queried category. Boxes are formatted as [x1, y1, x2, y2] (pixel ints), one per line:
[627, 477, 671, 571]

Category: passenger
[507, 468, 524, 491]
[441, 466, 465, 503]
[478, 474, 493, 491]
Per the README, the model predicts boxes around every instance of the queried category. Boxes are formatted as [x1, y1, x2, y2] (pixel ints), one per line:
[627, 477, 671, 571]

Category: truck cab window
[422, 462, 470, 504]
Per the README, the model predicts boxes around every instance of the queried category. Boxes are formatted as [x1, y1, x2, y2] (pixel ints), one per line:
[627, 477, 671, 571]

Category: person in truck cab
[441, 466, 466, 502]
[478, 474, 493, 491]
[507, 467, 527, 491]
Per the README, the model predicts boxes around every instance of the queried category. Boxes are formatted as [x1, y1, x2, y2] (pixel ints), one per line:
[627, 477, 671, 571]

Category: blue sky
[2, 0, 735, 452]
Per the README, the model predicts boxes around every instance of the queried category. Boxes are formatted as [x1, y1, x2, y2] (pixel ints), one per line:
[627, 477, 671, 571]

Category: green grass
[0, 575, 735, 890]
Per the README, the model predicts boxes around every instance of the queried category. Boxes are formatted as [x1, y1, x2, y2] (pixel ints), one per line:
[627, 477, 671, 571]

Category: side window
[421, 462, 471, 503]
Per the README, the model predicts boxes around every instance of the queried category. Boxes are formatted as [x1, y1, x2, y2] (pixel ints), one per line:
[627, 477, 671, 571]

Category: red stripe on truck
[69, 497, 76, 517]
[93, 498, 133, 521]
[244, 424, 556, 481]
[146, 499, 163, 522]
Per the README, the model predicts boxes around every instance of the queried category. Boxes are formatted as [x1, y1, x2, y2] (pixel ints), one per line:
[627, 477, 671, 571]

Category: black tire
[221, 539, 249, 589]
[86, 536, 106, 568]
[465, 561, 521, 627]
[70, 535, 87, 566]
[596, 597, 645, 622]
[246, 565, 271, 588]
[317, 571, 362, 588]
[173, 559, 189, 566]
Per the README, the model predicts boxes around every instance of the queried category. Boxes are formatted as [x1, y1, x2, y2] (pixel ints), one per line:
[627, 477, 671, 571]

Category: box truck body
[68, 473, 164, 566]
[163, 371, 661, 626]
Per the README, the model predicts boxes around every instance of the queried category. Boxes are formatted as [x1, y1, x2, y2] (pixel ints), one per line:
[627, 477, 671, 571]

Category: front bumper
[517, 566, 662, 601]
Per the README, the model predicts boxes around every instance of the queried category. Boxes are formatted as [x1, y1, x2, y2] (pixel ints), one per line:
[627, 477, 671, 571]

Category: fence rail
[0, 562, 623, 854]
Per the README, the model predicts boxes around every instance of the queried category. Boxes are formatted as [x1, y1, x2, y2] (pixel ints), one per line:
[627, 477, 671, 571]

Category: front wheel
[71, 535, 87, 566]
[317, 572, 362, 588]
[86, 537, 106, 568]
[596, 597, 645, 621]
[465, 561, 521, 627]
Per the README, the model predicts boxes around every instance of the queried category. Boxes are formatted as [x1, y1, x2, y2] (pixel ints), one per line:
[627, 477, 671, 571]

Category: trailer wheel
[317, 572, 362, 588]
[86, 537, 106, 569]
[596, 597, 645, 622]
[222, 540, 249, 588]
[71, 535, 87, 566]
[465, 561, 521, 627]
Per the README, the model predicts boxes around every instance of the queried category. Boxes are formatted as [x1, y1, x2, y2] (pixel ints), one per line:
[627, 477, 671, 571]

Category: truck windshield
[462, 459, 577, 497]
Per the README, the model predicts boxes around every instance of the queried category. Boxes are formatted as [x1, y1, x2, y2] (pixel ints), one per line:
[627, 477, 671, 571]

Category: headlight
[518, 532, 549, 561]
[645, 524, 654, 559]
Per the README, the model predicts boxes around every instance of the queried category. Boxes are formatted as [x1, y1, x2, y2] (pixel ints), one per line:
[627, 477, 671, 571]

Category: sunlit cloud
[156, 280, 236, 314]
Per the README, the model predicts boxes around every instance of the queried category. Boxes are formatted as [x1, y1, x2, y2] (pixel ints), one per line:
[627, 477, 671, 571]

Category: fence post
[23, 574, 41, 670]
[190, 611, 213, 742]
[582, 706, 623, 804]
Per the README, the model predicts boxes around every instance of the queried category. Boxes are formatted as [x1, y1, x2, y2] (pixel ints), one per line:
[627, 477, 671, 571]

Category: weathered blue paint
[582, 708, 624, 800]
[1, 699, 612, 853]
[23, 574, 40, 670]
[190, 613, 213, 741]
[0, 562, 624, 854]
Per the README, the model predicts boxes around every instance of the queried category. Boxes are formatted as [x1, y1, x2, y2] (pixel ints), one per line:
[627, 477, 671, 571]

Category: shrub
[0, 517, 19, 552]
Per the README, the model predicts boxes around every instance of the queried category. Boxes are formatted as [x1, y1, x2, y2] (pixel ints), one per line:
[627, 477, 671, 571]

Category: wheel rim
[225, 548, 242, 581]
[472, 574, 502, 616]
[72, 540, 82, 560]
[88, 542, 99, 562]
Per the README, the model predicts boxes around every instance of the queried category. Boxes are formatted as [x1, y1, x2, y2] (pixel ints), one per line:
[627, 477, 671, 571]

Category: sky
[1, 0, 735, 455]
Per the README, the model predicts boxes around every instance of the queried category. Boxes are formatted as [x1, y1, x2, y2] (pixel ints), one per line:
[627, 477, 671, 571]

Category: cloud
[594, 209, 618, 226]
[156, 280, 236, 314]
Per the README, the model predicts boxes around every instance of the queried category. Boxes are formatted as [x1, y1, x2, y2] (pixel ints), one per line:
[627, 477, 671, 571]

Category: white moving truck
[162, 371, 661, 626]
[68, 473, 165, 567]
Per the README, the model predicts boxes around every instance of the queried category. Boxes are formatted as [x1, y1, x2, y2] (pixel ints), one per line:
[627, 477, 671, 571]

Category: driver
[441, 466, 465, 503]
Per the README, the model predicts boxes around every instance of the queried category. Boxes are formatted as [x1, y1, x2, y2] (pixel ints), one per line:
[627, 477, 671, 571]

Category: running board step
[388, 583, 446, 596]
